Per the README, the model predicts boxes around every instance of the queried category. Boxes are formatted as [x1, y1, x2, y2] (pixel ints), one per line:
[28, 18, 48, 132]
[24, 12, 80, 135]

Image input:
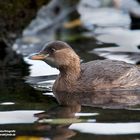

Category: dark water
[1, 46, 140, 140]
[1, 0, 140, 140]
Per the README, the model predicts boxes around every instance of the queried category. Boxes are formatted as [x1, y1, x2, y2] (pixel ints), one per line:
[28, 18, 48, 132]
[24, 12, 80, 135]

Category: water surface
[1, 0, 140, 139]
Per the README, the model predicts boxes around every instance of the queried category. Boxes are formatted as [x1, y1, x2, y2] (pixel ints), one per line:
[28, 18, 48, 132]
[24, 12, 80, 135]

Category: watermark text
[0, 130, 16, 136]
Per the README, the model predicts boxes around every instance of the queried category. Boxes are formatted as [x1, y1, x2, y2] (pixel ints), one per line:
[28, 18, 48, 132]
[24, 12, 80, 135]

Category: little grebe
[30, 41, 140, 107]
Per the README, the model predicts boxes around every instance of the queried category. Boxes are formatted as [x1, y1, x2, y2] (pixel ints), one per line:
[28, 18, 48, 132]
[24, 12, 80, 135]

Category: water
[1, 0, 140, 139]
[1, 46, 140, 140]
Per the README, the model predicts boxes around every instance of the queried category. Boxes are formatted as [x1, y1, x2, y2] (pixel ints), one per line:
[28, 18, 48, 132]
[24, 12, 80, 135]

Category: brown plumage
[30, 41, 140, 108]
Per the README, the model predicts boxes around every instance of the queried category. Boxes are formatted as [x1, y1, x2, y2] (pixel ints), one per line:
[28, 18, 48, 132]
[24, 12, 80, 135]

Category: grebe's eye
[48, 47, 56, 54]
[51, 48, 56, 52]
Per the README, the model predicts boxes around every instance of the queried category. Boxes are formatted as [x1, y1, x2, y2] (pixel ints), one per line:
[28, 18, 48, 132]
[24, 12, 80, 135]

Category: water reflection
[0, 110, 42, 124]
[95, 28, 140, 51]
[34, 105, 94, 140]
[54, 90, 140, 109]
[70, 122, 140, 135]
[24, 57, 59, 77]
[34, 105, 140, 139]
[78, 0, 130, 29]
[0, 101, 140, 139]
[91, 28, 140, 64]
[0, 102, 15, 105]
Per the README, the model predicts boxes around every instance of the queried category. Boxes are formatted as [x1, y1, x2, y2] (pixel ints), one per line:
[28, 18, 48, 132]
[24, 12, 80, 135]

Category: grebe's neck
[53, 56, 81, 93]
[59, 62, 81, 81]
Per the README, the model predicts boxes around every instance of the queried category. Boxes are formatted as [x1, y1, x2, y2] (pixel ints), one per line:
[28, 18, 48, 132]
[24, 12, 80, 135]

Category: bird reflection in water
[34, 104, 81, 140]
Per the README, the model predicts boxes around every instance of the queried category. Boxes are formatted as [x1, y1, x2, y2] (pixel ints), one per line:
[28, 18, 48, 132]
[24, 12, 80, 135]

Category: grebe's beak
[29, 53, 49, 60]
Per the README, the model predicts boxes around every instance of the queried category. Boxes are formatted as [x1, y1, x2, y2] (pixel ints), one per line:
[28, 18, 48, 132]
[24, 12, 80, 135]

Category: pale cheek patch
[46, 57, 55, 63]
[45, 56, 59, 68]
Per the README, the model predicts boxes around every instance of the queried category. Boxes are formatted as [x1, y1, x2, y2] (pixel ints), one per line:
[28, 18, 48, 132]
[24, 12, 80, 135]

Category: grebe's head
[30, 41, 80, 69]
